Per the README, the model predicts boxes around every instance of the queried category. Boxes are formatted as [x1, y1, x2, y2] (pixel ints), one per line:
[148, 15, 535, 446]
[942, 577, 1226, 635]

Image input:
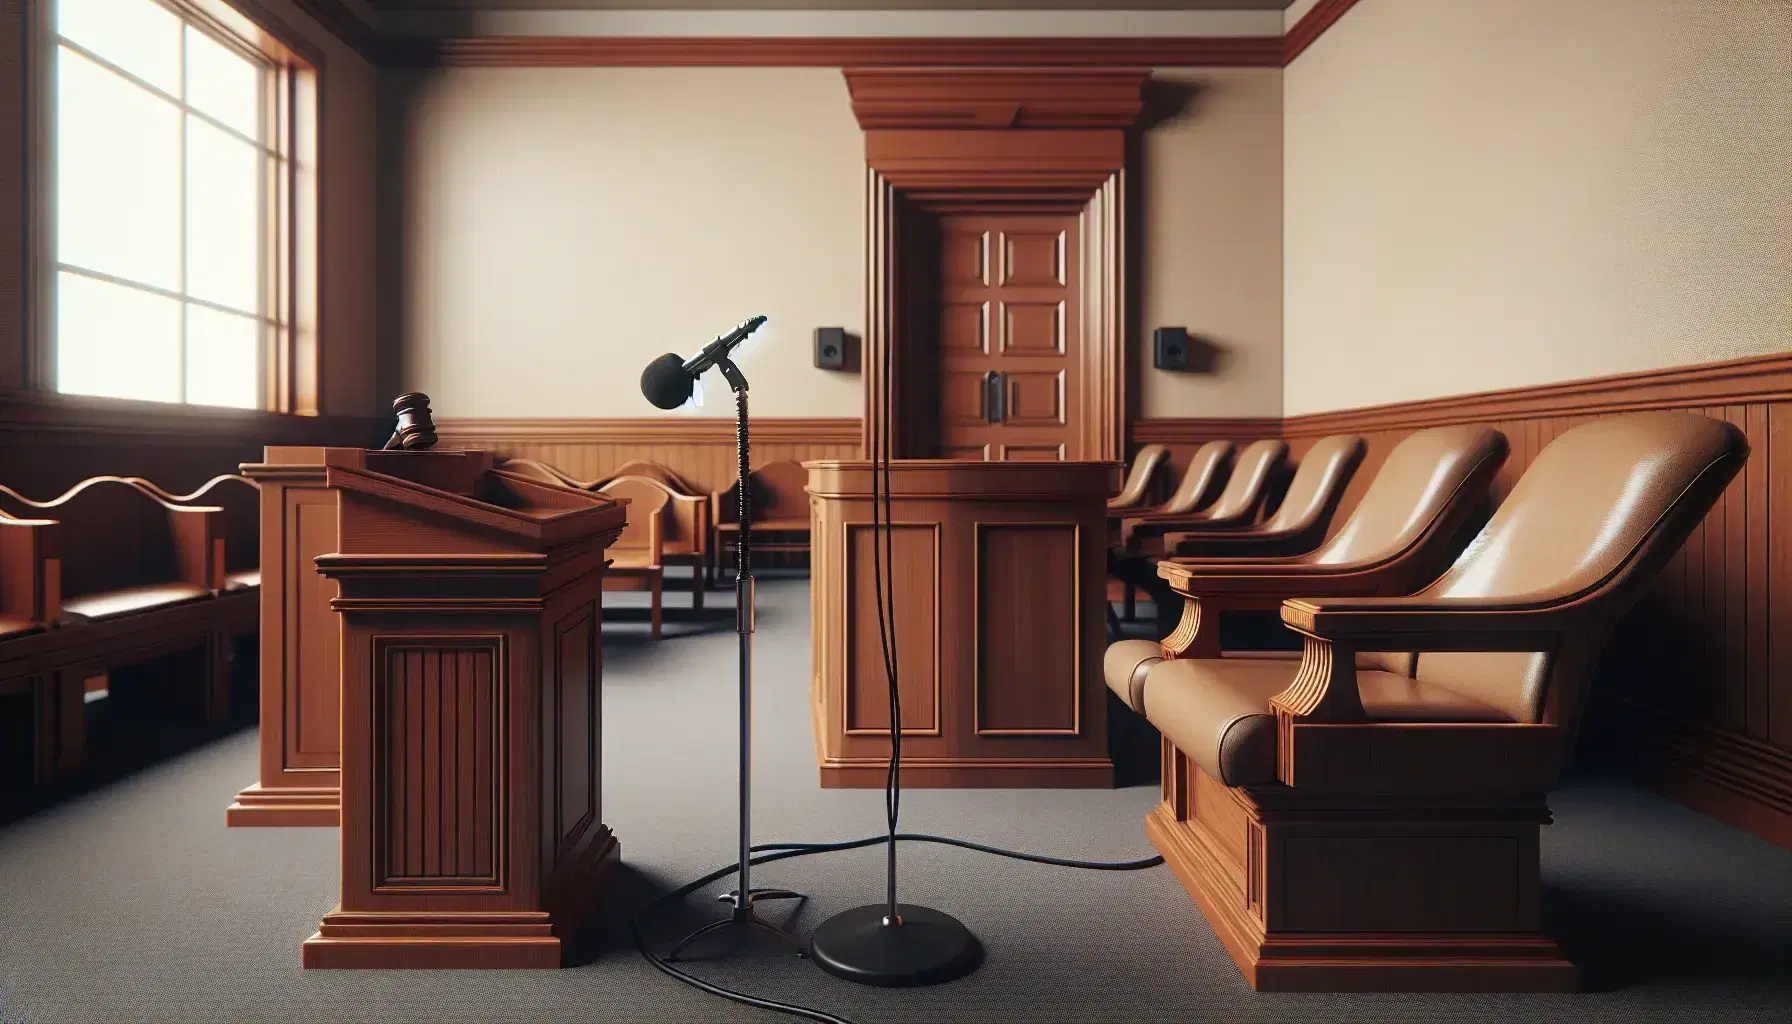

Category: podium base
[807, 904, 982, 987]
[226, 783, 340, 827]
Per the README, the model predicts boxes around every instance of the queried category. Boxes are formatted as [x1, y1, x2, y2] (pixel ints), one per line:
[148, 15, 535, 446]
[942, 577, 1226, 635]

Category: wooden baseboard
[1631, 712, 1792, 850]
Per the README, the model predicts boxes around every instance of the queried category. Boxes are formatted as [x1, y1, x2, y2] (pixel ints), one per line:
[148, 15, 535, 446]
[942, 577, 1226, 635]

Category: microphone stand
[664, 356, 808, 962]
[805, 312, 979, 987]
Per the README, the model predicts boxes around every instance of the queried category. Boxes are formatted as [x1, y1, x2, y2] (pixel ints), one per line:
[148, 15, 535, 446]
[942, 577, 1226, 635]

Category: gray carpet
[1, 575, 1790, 1023]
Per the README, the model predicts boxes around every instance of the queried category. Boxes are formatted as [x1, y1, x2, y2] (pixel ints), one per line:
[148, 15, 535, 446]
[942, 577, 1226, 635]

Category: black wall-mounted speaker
[1153, 326, 1191, 371]
[815, 327, 848, 370]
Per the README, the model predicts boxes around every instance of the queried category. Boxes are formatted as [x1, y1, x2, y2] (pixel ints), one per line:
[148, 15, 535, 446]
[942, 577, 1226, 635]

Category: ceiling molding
[1282, 0, 1362, 64]
[386, 35, 1283, 68]
[278, 0, 1354, 72]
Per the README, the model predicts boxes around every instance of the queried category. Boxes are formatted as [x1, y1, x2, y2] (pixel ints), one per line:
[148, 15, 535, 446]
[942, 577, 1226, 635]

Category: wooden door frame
[846, 68, 1150, 463]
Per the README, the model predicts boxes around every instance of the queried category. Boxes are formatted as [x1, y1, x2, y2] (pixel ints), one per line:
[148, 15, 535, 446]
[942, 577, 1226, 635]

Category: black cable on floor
[632, 832, 1165, 1024]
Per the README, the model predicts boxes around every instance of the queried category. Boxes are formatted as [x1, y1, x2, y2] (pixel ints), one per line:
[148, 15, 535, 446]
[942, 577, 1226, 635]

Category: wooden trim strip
[384, 35, 1285, 70]
[0, 388, 385, 445]
[1282, 0, 1366, 65]
[1132, 417, 1282, 444]
[434, 416, 862, 447]
[1281, 351, 1792, 436]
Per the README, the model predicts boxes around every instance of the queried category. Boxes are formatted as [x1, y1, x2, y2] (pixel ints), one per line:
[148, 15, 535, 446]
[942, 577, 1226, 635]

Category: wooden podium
[807, 460, 1121, 788]
[227, 447, 494, 827]
[297, 464, 626, 969]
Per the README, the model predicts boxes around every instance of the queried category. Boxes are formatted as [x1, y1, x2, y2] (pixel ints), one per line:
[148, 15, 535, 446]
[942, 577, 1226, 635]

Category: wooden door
[935, 214, 1082, 461]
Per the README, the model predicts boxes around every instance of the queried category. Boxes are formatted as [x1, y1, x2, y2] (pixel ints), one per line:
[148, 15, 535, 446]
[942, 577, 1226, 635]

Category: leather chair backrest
[1312, 425, 1509, 566]
[599, 475, 671, 552]
[1111, 444, 1169, 506]
[1262, 434, 1367, 532]
[1411, 412, 1748, 726]
[1202, 439, 1288, 523]
[1159, 441, 1235, 516]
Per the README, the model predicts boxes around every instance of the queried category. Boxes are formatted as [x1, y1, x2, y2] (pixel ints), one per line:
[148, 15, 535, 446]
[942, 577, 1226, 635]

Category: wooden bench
[712, 459, 811, 574]
[0, 476, 253, 788]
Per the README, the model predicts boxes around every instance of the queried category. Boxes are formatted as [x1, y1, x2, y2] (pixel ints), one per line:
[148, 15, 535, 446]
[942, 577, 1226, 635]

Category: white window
[51, 0, 311, 410]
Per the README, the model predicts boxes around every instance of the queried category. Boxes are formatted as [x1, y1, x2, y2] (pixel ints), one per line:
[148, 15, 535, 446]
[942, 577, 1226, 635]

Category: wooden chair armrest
[0, 516, 61, 622]
[1166, 529, 1322, 560]
[167, 505, 227, 591]
[1263, 598, 1572, 728]
[1279, 595, 1572, 651]
[1157, 556, 1399, 599]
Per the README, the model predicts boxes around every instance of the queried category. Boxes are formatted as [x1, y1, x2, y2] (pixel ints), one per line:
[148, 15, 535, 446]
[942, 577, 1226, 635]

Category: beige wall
[392, 66, 1285, 419]
[1283, 0, 1792, 415]
[1141, 68, 1283, 418]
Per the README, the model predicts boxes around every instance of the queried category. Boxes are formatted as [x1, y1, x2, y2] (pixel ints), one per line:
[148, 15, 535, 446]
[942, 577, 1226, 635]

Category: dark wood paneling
[976, 523, 1079, 735]
[845, 523, 939, 736]
[375, 640, 503, 889]
[0, 389, 385, 498]
[553, 605, 597, 848]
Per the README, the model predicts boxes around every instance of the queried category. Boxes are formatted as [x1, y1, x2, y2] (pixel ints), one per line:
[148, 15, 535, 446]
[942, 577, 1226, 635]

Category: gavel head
[387, 392, 438, 451]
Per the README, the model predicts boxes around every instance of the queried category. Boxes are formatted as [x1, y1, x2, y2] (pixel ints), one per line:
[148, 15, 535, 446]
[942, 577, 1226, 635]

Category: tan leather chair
[1164, 434, 1366, 559]
[1108, 444, 1171, 511]
[1119, 438, 1287, 550]
[1128, 412, 1748, 992]
[1112, 440, 1233, 530]
[1106, 424, 1507, 685]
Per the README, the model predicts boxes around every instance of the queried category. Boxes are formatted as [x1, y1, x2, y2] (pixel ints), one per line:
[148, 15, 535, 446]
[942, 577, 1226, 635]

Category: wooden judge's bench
[807, 460, 1121, 788]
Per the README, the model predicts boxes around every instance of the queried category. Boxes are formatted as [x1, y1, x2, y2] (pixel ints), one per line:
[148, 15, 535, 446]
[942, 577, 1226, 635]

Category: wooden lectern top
[322, 466, 627, 553]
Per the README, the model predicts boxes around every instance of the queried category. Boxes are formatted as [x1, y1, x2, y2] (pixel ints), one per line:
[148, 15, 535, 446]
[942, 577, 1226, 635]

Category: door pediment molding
[844, 68, 1153, 132]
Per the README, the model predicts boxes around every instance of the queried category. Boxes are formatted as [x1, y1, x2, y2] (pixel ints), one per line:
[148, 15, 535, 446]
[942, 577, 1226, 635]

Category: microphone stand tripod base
[807, 904, 982, 987]
[663, 889, 808, 963]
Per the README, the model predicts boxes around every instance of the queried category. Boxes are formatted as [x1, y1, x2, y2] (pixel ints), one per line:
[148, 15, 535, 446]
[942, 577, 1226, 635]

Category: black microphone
[640, 315, 769, 410]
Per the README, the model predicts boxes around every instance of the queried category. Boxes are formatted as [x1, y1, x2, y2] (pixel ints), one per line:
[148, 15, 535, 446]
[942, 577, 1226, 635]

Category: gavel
[383, 393, 438, 451]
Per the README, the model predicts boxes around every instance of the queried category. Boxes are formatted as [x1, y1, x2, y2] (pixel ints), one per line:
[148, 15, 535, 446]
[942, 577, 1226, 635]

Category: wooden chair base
[1147, 755, 1577, 993]
[604, 569, 662, 640]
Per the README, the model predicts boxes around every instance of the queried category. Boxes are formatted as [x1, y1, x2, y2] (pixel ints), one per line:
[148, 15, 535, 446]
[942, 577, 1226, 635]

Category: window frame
[26, 0, 323, 416]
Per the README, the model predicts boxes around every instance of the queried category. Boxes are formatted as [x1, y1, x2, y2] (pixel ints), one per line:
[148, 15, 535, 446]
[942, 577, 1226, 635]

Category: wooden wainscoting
[1138, 350, 1792, 851]
[0, 389, 387, 498]
[432, 417, 862, 495]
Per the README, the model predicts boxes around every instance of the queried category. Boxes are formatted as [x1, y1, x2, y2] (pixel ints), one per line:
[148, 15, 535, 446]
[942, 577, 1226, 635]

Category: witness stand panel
[807, 459, 1122, 788]
[299, 463, 626, 969]
[227, 447, 494, 827]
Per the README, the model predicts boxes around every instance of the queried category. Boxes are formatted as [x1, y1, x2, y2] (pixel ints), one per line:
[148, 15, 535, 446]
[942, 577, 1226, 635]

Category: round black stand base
[807, 904, 982, 987]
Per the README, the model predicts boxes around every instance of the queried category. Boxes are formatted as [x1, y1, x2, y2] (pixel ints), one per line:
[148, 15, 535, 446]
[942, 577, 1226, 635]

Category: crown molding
[264, 1, 1364, 71]
[384, 35, 1283, 69]
[1282, 0, 1363, 64]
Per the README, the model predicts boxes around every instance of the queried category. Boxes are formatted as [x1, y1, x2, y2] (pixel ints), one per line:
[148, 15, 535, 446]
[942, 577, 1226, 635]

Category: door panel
[936, 213, 1081, 462]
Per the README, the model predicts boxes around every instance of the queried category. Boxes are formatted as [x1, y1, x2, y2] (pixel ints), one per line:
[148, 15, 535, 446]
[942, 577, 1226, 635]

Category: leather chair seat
[224, 569, 260, 591]
[1142, 657, 1510, 787]
[60, 582, 212, 623]
[0, 615, 43, 640]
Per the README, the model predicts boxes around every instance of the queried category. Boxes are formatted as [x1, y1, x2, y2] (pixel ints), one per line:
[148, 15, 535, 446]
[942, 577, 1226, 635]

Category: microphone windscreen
[641, 353, 695, 410]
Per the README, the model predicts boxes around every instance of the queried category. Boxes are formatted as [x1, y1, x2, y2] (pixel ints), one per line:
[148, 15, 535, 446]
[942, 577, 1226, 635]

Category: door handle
[983, 370, 1006, 423]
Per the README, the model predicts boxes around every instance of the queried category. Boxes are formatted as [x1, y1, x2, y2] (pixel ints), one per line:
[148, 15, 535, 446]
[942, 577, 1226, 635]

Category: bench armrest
[0, 516, 61, 623]
[168, 505, 227, 591]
